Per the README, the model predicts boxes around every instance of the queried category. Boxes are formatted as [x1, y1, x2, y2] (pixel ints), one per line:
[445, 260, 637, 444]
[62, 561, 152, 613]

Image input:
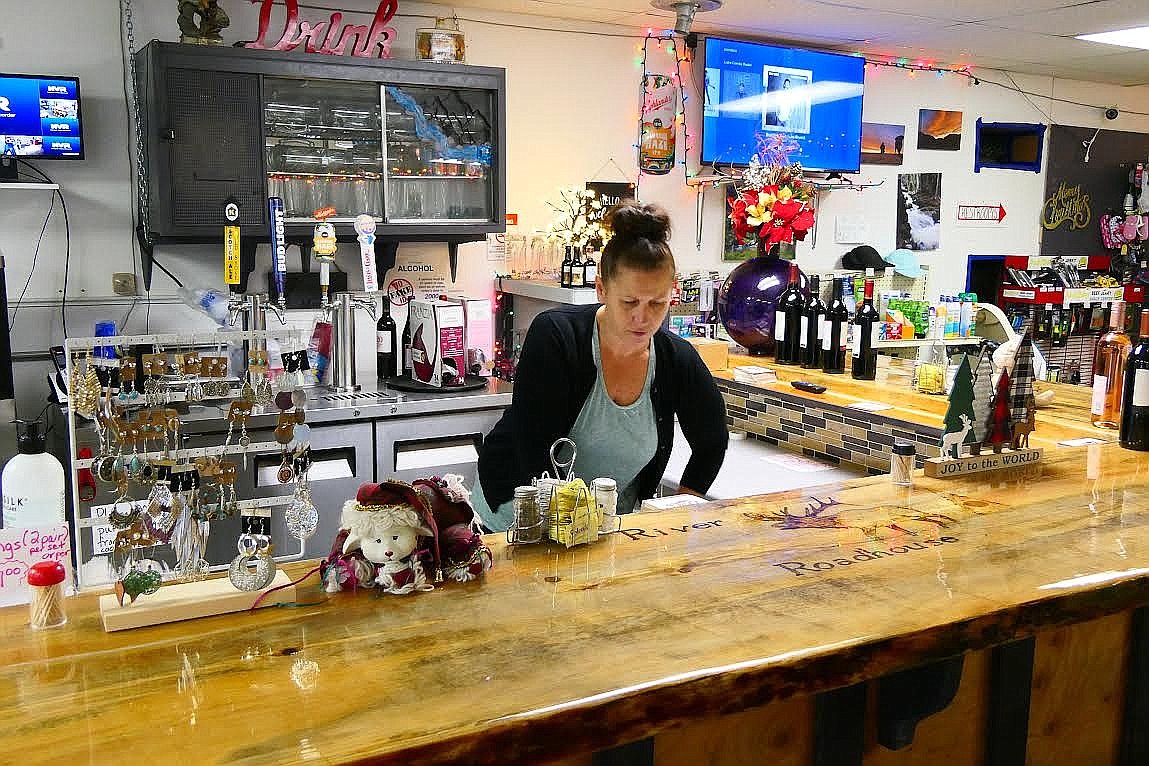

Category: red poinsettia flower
[771, 197, 801, 224]
[732, 217, 754, 244]
[791, 207, 816, 237]
[763, 221, 794, 246]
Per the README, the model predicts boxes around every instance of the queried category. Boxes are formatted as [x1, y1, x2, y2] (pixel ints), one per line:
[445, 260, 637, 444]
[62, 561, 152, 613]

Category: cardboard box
[455, 297, 493, 377]
[408, 299, 466, 387]
[687, 337, 730, 371]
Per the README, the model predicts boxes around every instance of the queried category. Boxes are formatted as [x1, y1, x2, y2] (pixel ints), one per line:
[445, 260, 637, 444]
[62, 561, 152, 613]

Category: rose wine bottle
[851, 277, 880, 380]
[822, 277, 850, 374]
[1092, 300, 1132, 429]
[775, 262, 804, 365]
[1120, 308, 1149, 450]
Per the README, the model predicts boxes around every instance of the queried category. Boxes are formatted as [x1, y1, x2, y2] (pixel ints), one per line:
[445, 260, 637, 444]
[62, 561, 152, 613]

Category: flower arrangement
[545, 188, 611, 249]
[729, 136, 816, 248]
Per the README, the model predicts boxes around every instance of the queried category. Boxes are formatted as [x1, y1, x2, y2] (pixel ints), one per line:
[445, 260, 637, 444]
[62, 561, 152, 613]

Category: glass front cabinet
[136, 42, 505, 289]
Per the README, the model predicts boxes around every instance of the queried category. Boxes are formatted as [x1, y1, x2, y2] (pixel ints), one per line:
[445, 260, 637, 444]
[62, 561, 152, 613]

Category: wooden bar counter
[3, 444, 1148, 765]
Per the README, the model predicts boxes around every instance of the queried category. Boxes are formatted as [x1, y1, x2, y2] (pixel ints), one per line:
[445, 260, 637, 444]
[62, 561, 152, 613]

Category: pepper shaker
[27, 560, 68, 630]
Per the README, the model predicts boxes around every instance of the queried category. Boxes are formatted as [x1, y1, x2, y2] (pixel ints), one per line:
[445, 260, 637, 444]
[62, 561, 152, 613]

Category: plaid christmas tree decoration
[1008, 334, 1036, 426]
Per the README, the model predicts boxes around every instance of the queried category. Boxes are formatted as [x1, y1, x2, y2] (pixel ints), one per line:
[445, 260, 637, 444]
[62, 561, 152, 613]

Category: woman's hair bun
[605, 201, 671, 243]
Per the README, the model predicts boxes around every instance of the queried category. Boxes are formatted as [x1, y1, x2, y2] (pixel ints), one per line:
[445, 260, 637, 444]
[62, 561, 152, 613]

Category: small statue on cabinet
[177, 0, 230, 45]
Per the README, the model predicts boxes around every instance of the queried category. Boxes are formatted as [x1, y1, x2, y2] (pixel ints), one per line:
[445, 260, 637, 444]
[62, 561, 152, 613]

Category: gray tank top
[566, 319, 658, 514]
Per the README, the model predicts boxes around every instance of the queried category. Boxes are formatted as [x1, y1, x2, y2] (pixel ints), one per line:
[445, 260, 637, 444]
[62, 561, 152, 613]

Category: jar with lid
[511, 485, 543, 544]
[890, 442, 915, 487]
[592, 478, 618, 533]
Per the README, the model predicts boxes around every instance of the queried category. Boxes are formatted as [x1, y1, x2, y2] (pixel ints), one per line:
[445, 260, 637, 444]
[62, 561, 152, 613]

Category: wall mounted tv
[0, 73, 84, 160]
[702, 37, 864, 172]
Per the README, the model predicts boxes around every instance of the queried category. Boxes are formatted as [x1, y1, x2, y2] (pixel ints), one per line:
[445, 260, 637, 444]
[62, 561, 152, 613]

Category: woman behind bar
[473, 202, 729, 531]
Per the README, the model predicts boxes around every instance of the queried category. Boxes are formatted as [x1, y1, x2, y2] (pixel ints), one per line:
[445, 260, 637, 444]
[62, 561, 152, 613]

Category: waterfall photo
[897, 172, 942, 251]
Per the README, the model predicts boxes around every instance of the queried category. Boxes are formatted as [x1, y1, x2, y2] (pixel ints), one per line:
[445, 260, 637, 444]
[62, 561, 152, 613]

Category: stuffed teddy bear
[321, 476, 492, 595]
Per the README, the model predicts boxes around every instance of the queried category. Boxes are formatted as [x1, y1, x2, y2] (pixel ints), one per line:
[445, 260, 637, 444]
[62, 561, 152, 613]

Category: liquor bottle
[851, 277, 880, 380]
[560, 246, 573, 288]
[1119, 308, 1149, 450]
[1091, 300, 1132, 429]
[801, 275, 825, 369]
[376, 296, 397, 379]
[569, 247, 585, 288]
[401, 313, 414, 377]
[822, 277, 850, 374]
[582, 248, 598, 288]
[774, 262, 804, 365]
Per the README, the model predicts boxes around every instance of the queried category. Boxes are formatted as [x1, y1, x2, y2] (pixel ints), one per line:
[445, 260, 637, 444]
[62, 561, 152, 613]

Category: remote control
[791, 381, 827, 394]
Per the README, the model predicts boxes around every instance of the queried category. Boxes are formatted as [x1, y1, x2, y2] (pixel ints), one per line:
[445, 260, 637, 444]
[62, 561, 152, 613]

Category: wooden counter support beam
[985, 638, 1036, 766]
[1120, 607, 1149, 766]
[814, 683, 866, 766]
[875, 655, 965, 750]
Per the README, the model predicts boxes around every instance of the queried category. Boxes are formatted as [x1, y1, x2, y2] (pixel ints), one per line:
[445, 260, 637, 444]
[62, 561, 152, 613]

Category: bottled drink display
[822, 277, 850, 374]
[774, 262, 805, 365]
[801, 275, 825, 369]
[851, 277, 880, 380]
[1120, 308, 1149, 450]
[376, 296, 397, 379]
[560, 246, 574, 288]
[1092, 301, 1132, 429]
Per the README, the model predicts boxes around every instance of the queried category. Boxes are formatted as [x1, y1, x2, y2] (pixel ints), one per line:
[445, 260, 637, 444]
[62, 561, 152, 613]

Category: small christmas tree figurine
[1007, 334, 1036, 434]
[969, 346, 995, 455]
[940, 354, 977, 459]
[985, 369, 1014, 453]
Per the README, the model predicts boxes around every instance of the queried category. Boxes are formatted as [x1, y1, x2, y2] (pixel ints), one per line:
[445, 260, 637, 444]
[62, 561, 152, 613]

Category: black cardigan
[478, 304, 729, 510]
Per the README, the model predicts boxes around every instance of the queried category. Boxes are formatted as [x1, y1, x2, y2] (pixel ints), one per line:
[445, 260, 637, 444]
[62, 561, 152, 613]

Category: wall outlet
[112, 273, 137, 296]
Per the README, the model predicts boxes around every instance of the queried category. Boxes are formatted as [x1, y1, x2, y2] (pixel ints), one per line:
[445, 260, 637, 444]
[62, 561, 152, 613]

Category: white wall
[3, 0, 1149, 415]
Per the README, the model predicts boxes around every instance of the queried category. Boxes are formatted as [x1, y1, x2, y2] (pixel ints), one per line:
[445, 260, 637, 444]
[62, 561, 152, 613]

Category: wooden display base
[98, 570, 297, 632]
[924, 447, 1044, 479]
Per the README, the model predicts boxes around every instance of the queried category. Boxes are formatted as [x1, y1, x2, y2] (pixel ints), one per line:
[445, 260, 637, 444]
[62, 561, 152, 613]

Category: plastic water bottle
[2, 421, 65, 529]
[178, 287, 232, 325]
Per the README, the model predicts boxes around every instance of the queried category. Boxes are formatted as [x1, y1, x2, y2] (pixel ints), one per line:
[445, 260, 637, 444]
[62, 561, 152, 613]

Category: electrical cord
[149, 255, 185, 288]
[9, 177, 55, 330]
[18, 161, 70, 339]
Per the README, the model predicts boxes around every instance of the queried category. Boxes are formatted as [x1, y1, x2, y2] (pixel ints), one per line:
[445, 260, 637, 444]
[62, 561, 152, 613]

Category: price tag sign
[224, 225, 241, 285]
[0, 524, 73, 607]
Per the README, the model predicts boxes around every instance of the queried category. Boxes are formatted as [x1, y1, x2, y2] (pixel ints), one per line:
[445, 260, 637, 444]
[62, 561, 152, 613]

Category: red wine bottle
[775, 262, 804, 365]
[376, 296, 397, 379]
[1120, 309, 1149, 450]
[851, 277, 880, 380]
[801, 275, 825, 369]
[822, 277, 850, 374]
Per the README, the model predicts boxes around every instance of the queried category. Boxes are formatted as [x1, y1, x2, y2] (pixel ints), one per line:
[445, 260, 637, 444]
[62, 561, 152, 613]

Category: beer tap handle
[265, 301, 286, 326]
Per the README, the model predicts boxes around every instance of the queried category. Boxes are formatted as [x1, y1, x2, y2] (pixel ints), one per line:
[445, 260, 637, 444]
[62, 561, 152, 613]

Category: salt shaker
[592, 478, 618, 533]
[27, 560, 68, 630]
[890, 442, 915, 487]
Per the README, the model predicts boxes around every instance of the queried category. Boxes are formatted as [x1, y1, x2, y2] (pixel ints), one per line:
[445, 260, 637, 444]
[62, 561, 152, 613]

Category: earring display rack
[64, 328, 311, 592]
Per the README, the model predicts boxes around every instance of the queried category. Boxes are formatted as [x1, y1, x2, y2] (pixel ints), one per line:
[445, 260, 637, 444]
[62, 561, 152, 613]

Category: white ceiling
[448, 0, 1149, 85]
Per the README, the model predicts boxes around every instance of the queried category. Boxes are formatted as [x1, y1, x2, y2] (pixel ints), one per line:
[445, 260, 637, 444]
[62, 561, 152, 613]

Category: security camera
[1105, 107, 1120, 121]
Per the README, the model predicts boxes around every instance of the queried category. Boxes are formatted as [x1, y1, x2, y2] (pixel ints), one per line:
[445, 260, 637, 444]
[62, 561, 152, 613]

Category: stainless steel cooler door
[375, 410, 503, 489]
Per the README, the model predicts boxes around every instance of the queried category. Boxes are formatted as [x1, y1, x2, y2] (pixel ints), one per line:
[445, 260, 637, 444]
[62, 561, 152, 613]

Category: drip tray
[319, 391, 402, 404]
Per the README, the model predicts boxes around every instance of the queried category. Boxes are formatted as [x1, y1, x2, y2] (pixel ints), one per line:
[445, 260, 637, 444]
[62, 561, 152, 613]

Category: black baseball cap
[841, 245, 893, 271]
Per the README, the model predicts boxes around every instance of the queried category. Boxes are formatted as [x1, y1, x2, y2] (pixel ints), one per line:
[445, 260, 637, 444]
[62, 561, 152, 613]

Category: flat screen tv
[701, 38, 864, 172]
[0, 73, 84, 160]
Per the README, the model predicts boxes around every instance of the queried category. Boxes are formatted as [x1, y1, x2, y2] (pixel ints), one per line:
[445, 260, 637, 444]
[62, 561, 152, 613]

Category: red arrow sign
[957, 203, 1007, 222]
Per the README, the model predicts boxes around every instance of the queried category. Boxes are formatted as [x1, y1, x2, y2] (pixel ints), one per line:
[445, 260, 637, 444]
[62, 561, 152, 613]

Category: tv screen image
[702, 38, 864, 172]
[0, 74, 83, 159]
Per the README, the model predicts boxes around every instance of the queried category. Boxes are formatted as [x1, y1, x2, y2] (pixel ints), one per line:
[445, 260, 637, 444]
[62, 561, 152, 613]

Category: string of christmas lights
[863, 57, 978, 83]
[633, 31, 697, 199]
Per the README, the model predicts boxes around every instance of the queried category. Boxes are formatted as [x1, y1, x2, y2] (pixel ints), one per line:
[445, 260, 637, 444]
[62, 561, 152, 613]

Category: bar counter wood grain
[2, 444, 1146, 765]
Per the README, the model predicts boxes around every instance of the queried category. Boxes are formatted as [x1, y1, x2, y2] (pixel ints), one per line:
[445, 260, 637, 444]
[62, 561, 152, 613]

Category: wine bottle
[1091, 300, 1132, 429]
[1120, 308, 1149, 450]
[851, 277, 880, 380]
[569, 247, 585, 288]
[560, 246, 573, 288]
[401, 312, 414, 377]
[774, 262, 804, 365]
[801, 275, 825, 369]
[376, 296, 397, 379]
[582, 248, 598, 288]
[822, 277, 850, 374]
